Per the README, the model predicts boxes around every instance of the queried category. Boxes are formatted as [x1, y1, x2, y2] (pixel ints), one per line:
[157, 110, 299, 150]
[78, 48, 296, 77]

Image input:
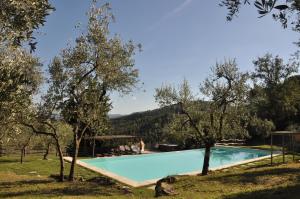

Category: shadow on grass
[0, 179, 54, 187]
[0, 159, 21, 163]
[224, 183, 300, 199]
[243, 162, 283, 170]
[0, 179, 124, 198]
[209, 167, 300, 185]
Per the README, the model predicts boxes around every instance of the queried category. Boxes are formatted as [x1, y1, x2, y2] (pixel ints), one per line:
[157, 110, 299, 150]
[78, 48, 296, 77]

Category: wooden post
[282, 135, 285, 163]
[271, 133, 273, 165]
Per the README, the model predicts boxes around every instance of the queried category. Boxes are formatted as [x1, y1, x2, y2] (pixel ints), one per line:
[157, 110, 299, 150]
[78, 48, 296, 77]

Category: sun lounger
[131, 145, 140, 154]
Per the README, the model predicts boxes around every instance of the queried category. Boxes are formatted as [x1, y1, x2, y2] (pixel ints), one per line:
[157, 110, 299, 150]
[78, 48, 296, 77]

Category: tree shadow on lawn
[0, 179, 54, 188]
[0, 159, 22, 163]
[209, 167, 300, 185]
[0, 180, 124, 198]
[224, 183, 300, 199]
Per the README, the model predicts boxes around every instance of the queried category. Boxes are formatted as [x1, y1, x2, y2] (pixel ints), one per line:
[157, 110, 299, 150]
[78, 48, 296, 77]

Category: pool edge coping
[64, 148, 281, 187]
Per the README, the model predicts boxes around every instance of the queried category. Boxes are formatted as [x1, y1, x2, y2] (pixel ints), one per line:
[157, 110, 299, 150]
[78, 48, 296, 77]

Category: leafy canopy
[0, 0, 54, 50]
[155, 60, 250, 145]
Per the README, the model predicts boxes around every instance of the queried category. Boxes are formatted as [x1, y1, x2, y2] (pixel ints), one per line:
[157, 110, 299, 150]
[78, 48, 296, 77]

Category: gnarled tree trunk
[68, 135, 80, 181]
[68, 124, 88, 181]
[202, 143, 212, 175]
[20, 135, 32, 164]
[54, 136, 65, 182]
[43, 142, 51, 160]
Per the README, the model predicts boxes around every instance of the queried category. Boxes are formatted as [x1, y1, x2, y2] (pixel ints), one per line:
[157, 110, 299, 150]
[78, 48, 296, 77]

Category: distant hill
[110, 101, 210, 144]
[110, 104, 180, 143]
[108, 114, 124, 119]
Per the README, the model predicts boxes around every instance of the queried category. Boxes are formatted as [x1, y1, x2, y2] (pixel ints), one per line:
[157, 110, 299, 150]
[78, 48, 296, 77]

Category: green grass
[245, 144, 283, 151]
[1, 146, 300, 198]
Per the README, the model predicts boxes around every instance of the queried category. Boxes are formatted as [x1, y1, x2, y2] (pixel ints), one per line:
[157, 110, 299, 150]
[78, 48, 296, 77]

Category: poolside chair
[119, 145, 126, 155]
[131, 145, 140, 154]
[124, 145, 132, 154]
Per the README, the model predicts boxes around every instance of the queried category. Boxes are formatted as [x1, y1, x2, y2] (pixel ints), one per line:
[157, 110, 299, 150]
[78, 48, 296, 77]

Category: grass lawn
[0, 146, 300, 198]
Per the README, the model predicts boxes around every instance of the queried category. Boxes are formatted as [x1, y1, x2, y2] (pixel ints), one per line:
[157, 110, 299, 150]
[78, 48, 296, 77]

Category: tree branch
[21, 122, 54, 137]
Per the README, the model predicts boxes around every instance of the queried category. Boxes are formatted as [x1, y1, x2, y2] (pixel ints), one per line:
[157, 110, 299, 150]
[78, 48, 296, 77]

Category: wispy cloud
[170, 0, 193, 16]
[147, 0, 193, 31]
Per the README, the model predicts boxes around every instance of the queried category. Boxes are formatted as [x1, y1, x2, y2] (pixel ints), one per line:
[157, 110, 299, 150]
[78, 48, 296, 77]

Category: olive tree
[155, 60, 250, 175]
[47, 2, 140, 181]
[20, 110, 69, 182]
[20, 117, 73, 181]
[0, 0, 54, 50]
[19, 56, 76, 182]
[0, 0, 53, 152]
[0, 46, 41, 143]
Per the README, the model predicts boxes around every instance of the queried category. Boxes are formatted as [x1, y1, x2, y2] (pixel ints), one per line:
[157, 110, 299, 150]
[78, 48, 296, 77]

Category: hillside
[110, 104, 179, 143]
[109, 101, 211, 145]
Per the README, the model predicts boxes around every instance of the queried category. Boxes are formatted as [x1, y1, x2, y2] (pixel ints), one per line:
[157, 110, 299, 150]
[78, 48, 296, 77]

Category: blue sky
[35, 0, 299, 115]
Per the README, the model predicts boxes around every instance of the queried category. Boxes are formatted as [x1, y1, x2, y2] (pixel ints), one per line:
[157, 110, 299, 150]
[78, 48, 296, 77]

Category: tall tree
[0, 46, 41, 142]
[48, 2, 140, 181]
[250, 54, 299, 129]
[252, 54, 298, 88]
[20, 110, 70, 182]
[11, 125, 33, 164]
[155, 60, 250, 175]
[18, 56, 76, 182]
[0, 0, 53, 150]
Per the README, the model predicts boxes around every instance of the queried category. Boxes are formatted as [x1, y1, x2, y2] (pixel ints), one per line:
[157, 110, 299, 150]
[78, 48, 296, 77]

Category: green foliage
[43, 2, 140, 180]
[0, 0, 54, 50]
[0, 46, 41, 142]
[249, 54, 300, 131]
[220, 0, 300, 30]
[0, 0, 51, 147]
[252, 54, 298, 88]
[155, 60, 250, 147]
[111, 105, 178, 144]
[247, 117, 275, 140]
[48, 2, 140, 136]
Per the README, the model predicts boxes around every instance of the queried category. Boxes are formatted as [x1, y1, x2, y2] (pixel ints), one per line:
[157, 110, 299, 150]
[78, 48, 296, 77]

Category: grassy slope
[0, 148, 300, 198]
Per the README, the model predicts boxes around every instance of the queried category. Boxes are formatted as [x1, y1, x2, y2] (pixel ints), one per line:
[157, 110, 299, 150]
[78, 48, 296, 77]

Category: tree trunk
[202, 144, 211, 175]
[20, 149, 24, 164]
[68, 138, 79, 181]
[23, 147, 26, 157]
[20, 146, 27, 164]
[43, 143, 51, 160]
[20, 135, 32, 164]
[0, 143, 2, 157]
[54, 137, 65, 182]
[92, 137, 95, 157]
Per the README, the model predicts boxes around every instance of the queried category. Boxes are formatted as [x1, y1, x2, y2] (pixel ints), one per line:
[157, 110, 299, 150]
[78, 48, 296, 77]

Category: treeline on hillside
[110, 104, 179, 144]
[111, 74, 300, 148]
[110, 101, 211, 147]
[247, 74, 300, 141]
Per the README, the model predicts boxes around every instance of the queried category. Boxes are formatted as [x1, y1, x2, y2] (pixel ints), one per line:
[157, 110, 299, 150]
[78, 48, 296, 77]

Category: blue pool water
[81, 147, 270, 183]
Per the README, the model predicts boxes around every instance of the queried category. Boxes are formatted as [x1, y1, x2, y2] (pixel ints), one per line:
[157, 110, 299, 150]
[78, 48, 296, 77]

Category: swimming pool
[78, 146, 271, 186]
